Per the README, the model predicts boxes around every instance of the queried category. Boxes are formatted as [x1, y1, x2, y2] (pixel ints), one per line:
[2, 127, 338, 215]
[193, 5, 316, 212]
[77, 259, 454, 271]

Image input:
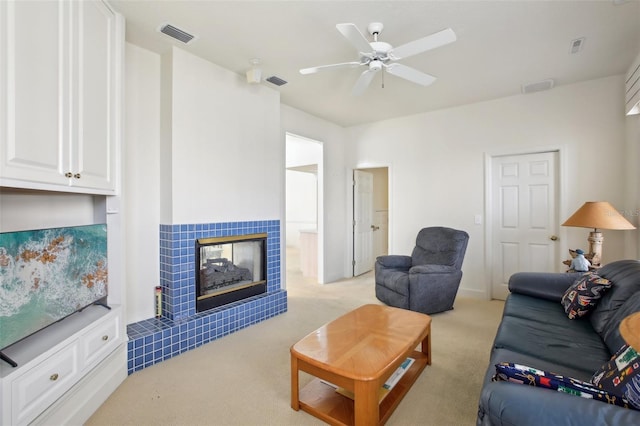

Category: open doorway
[353, 167, 389, 276]
[285, 133, 323, 285]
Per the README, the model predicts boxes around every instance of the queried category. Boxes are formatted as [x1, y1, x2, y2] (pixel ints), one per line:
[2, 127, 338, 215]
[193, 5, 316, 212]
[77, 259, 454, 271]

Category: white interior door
[353, 170, 374, 276]
[491, 151, 559, 299]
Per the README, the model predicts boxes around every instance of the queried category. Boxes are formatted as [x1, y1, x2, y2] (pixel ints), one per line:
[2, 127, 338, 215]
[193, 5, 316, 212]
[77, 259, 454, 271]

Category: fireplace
[126, 220, 286, 375]
[196, 233, 266, 311]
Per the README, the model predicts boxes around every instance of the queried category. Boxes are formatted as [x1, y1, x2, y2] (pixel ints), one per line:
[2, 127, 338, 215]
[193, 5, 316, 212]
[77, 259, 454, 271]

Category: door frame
[347, 163, 392, 278]
[285, 132, 324, 283]
[483, 145, 568, 300]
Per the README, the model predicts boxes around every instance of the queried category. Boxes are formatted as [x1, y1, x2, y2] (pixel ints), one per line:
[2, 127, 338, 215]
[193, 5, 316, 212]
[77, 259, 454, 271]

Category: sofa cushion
[561, 273, 612, 319]
[591, 260, 640, 335]
[592, 344, 640, 410]
[494, 362, 634, 409]
[504, 293, 582, 326]
[508, 271, 583, 302]
[485, 347, 596, 384]
[601, 292, 640, 354]
[492, 312, 610, 373]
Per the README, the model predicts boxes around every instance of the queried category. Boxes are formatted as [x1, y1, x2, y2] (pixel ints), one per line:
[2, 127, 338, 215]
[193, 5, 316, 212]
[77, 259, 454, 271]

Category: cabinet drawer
[81, 313, 121, 368]
[12, 343, 79, 426]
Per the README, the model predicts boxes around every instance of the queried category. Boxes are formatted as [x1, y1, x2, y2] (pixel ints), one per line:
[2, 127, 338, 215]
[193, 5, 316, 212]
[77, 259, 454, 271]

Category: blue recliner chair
[375, 226, 469, 314]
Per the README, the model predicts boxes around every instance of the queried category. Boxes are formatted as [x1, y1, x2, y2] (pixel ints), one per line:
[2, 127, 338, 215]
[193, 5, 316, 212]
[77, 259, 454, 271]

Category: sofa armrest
[376, 255, 412, 269]
[508, 272, 583, 302]
[478, 381, 640, 426]
[409, 264, 456, 274]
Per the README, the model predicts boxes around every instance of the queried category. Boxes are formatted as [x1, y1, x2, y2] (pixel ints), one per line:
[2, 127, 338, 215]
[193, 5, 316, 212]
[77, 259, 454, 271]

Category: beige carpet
[86, 265, 504, 426]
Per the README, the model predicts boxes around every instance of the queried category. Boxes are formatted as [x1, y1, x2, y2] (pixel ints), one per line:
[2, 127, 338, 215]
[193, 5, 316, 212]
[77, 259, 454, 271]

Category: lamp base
[587, 231, 603, 266]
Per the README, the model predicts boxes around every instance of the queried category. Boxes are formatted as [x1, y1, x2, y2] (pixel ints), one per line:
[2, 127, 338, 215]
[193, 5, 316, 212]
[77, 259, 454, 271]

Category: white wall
[123, 43, 161, 323]
[0, 190, 96, 232]
[169, 47, 282, 223]
[345, 75, 638, 298]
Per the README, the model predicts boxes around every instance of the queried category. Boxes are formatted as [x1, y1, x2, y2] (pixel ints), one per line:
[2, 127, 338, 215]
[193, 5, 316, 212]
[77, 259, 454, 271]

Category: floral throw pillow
[592, 344, 640, 410]
[493, 362, 635, 409]
[561, 273, 612, 319]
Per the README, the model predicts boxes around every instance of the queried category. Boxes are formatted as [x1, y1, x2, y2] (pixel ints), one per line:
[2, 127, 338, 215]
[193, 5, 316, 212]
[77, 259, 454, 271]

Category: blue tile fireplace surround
[126, 220, 287, 374]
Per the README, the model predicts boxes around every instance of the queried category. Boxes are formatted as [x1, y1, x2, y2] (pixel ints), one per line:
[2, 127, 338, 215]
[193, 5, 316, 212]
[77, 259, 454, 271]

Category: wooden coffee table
[290, 304, 432, 425]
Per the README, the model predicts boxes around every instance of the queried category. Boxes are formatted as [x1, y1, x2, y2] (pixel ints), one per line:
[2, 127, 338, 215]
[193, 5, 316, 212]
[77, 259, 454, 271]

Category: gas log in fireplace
[195, 233, 267, 312]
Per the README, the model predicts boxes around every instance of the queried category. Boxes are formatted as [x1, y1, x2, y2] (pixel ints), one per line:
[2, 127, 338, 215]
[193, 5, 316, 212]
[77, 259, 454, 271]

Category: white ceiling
[110, 0, 640, 127]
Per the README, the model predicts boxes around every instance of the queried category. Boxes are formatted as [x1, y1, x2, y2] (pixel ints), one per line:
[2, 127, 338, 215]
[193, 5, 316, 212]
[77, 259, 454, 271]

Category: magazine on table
[325, 357, 415, 402]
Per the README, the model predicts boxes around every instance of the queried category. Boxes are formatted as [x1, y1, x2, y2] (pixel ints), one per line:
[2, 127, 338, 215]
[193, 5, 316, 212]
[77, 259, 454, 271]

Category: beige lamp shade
[620, 311, 640, 352]
[562, 201, 635, 231]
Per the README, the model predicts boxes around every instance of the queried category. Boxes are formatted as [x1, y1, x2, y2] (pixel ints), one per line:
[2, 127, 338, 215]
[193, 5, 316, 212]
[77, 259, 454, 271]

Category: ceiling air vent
[266, 76, 288, 86]
[521, 79, 555, 94]
[158, 23, 196, 44]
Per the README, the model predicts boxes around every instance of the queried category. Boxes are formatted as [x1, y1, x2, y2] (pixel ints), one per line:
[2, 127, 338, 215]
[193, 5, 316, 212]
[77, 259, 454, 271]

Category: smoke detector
[246, 59, 262, 84]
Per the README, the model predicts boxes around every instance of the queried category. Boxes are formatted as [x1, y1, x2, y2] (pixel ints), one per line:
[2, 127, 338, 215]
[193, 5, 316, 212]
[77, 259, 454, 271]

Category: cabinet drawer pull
[102, 335, 109, 341]
[73, 173, 81, 179]
[64, 172, 73, 178]
[50, 373, 59, 381]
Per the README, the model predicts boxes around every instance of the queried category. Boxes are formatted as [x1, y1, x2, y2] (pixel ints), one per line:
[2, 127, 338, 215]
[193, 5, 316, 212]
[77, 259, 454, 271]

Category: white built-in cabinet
[0, 1, 126, 424]
[0, 0, 120, 194]
[0, 306, 125, 426]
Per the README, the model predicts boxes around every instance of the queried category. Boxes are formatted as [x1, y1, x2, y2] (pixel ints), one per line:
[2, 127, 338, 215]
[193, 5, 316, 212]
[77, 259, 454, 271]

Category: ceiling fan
[300, 22, 456, 95]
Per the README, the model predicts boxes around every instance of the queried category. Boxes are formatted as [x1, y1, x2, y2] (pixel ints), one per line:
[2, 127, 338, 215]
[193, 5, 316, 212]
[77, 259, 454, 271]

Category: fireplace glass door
[195, 233, 267, 311]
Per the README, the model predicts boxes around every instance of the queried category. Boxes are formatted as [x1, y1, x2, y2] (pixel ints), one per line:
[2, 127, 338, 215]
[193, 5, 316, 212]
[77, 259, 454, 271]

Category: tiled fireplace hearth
[126, 220, 287, 374]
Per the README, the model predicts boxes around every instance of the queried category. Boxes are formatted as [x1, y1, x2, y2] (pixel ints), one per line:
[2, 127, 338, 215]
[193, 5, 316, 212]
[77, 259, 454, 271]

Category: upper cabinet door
[0, 0, 69, 187]
[0, 0, 122, 195]
[70, 0, 119, 192]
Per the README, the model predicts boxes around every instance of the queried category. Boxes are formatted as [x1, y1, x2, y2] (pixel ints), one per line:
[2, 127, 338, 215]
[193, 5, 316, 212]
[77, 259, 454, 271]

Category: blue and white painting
[0, 224, 108, 350]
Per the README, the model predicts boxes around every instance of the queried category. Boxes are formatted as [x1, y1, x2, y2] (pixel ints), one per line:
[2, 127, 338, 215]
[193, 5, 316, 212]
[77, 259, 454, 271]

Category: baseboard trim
[457, 287, 489, 300]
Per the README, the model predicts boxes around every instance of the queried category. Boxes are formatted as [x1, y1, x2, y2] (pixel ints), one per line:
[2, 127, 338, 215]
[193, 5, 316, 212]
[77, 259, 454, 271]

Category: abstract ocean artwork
[0, 224, 108, 350]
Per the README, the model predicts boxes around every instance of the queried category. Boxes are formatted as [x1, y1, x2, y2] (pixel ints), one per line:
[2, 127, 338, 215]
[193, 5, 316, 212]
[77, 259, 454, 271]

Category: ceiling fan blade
[336, 23, 373, 55]
[352, 69, 378, 96]
[300, 61, 363, 75]
[390, 28, 456, 60]
[386, 63, 436, 86]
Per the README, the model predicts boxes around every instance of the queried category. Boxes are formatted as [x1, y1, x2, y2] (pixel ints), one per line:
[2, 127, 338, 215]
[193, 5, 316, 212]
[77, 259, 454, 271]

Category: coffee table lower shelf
[297, 350, 429, 426]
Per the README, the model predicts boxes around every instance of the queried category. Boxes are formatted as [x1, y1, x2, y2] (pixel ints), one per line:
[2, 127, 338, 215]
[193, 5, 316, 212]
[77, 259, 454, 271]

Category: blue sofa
[477, 259, 640, 425]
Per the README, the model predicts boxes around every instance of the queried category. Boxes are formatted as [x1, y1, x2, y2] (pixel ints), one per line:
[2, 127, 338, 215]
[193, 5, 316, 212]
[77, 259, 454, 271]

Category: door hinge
[352, 260, 356, 266]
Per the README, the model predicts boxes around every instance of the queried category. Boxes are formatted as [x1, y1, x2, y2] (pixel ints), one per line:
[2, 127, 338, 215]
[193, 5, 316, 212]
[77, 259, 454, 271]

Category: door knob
[550, 235, 558, 241]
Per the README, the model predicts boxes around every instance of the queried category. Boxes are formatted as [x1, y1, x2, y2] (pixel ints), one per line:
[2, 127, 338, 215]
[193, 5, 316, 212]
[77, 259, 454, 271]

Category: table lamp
[562, 201, 635, 266]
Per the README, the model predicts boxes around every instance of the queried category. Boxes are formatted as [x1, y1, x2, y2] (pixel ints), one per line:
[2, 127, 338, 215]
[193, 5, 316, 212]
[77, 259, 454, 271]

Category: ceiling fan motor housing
[370, 41, 392, 57]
